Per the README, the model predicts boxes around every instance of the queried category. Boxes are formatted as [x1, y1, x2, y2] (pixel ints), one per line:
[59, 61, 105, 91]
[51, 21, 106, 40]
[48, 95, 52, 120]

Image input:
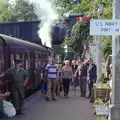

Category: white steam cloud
[30, 0, 58, 48]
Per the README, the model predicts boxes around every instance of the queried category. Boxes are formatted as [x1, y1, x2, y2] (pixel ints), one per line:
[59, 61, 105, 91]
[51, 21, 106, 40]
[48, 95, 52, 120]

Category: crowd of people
[41, 57, 97, 101]
[0, 56, 97, 118]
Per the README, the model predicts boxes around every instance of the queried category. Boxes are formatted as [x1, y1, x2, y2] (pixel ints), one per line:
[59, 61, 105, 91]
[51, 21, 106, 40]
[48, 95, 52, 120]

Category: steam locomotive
[0, 34, 54, 97]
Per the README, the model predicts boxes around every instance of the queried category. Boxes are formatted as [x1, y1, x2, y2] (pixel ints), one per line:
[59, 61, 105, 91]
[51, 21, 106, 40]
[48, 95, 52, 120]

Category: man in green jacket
[0, 59, 29, 114]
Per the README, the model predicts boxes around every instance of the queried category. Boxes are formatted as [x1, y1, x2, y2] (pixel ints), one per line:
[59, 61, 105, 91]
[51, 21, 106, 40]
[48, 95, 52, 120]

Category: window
[26, 52, 28, 59]
[39, 53, 41, 59]
[0, 45, 4, 74]
[16, 54, 20, 59]
[10, 54, 14, 67]
[26, 51, 31, 70]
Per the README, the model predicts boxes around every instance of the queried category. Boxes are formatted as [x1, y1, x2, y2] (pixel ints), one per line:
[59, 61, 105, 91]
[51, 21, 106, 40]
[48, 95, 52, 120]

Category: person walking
[56, 56, 64, 96]
[74, 59, 87, 97]
[0, 59, 29, 114]
[41, 61, 48, 94]
[62, 60, 73, 97]
[45, 59, 59, 101]
[87, 58, 97, 98]
[71, 60, 78, 90]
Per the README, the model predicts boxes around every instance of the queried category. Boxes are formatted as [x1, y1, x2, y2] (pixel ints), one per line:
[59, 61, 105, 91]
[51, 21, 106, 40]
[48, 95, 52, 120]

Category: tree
[12, 0, 38, 21]
[0, 0, 38, 22]
[0, 0, 14, 22]
[102, 37, 112, 60]
[88, 0, 112, 59]
[55, 0, 112, 59]
[53, 0, 79, 15]
[62, 21, 92, 58]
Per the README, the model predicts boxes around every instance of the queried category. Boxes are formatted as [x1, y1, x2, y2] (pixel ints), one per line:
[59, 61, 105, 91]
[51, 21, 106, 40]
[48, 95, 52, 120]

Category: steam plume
[30, 0, 58, 48]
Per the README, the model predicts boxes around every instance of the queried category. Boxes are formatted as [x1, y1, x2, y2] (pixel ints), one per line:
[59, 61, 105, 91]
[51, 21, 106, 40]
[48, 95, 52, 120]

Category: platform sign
[96, 105, 109, 115]
[90, 20, 120, 35]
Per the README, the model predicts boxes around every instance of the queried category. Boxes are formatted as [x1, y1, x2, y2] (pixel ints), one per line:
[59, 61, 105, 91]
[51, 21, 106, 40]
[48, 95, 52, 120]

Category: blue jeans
[41, 82, 47, 94]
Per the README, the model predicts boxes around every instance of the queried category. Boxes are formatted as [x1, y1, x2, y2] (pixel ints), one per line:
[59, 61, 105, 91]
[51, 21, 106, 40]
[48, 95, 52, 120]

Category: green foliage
[0, 0, 14, 22]
[53, 0, 77, 15]
[13, 0, 38, 21]
[102, 37, 112, 60]
[0, 0, 38, 22]
[54, 0, 112, 59]
[89, 0, 112, 60]
[62, 21, 92, 58]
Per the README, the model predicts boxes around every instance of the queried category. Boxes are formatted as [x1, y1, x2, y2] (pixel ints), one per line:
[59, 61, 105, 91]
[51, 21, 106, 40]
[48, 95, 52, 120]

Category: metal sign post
[90, 0, 120, 119]
[96, 4, 103, 83]
[109, 0, 120, 120]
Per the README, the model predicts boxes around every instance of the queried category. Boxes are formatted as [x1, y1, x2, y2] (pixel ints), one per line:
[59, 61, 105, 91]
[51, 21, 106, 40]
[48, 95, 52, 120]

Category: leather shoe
[52, 98, 56, 101]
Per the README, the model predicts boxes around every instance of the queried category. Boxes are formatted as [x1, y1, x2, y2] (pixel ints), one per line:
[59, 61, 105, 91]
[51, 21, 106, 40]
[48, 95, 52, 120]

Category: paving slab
[1, 90, 96, 120]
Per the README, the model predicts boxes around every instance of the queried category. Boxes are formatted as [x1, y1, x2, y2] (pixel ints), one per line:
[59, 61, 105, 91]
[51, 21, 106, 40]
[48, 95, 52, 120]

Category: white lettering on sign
[90, 20, 120, 35]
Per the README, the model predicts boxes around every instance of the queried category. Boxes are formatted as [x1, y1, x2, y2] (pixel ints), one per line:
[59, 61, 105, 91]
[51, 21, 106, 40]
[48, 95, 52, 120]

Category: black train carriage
[0, 34, 49, 95]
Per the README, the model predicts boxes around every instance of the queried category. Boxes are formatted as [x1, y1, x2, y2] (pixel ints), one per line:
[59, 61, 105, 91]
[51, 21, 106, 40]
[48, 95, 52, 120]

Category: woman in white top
[62, 60, 73, 97]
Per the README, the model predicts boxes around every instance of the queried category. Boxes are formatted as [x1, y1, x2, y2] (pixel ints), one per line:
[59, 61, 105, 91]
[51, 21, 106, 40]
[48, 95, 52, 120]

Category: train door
[35, 51, 41, 87]
[10, 53, 15, 68]
[0, 45, 4, 74]
[0, 44, 5, 92]
[25, 50, 33, 91]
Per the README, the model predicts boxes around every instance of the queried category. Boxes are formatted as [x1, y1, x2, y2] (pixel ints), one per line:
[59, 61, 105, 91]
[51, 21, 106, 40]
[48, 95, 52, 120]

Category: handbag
[3, 100, 16, 117]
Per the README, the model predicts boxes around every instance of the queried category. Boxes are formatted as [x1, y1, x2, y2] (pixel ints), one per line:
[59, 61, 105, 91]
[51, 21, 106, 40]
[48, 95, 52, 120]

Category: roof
[0, 34, 47, 52]
[0, 21, 40, 24]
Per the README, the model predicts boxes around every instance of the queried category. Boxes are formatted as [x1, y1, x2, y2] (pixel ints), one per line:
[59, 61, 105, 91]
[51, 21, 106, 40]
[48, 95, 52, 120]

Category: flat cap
[14, 59, 22, 64]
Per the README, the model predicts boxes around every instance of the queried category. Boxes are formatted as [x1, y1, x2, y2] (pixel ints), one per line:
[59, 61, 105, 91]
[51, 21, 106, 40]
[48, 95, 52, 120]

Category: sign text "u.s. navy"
[90, 20, 120, 35]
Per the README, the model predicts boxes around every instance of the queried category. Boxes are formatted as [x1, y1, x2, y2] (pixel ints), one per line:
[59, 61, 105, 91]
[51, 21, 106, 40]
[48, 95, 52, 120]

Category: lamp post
[96, 3, 104, 85]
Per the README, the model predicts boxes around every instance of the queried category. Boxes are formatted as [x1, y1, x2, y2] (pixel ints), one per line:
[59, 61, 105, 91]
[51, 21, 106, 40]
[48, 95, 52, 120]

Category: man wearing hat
[0, 59, 29, 114]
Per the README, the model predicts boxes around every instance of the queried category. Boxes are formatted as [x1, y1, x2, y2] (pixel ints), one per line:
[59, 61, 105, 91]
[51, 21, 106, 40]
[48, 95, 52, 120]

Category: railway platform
[2, 90, 96, 120]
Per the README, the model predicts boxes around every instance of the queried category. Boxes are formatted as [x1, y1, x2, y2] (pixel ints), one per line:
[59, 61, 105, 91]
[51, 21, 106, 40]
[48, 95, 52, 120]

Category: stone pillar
[109, 0, 120, 120]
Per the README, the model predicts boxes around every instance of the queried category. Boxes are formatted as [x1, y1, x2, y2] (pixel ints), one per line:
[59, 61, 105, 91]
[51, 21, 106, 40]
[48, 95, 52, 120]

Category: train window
[35, 53, 37, 59]
[35, 51, 40, 69]
[26, 51, 30, 70]
[16, 54, 20, 59]
[30, 52, 32, 58]
[26, 52, 28, 59]
[0, 45, 4, 74]
[16, 54, 24, 60]
[10, 54, 14, 67]
[39, 54, 41, 59]
[42, 53, 44, 58]
[20, 54, 22, 59]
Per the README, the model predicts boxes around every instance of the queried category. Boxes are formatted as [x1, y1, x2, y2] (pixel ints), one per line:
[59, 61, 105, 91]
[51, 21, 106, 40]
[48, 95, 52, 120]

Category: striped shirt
[46, 65, 58, 79]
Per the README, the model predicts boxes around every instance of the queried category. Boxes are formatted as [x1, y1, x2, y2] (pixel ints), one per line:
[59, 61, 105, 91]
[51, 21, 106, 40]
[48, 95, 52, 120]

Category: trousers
[79, 76, 87, 97]
[62, 79, 71, 95]
[46, 79, 56, 98]
[11, 86, 24, 111]
[88, 80, 94, 98]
